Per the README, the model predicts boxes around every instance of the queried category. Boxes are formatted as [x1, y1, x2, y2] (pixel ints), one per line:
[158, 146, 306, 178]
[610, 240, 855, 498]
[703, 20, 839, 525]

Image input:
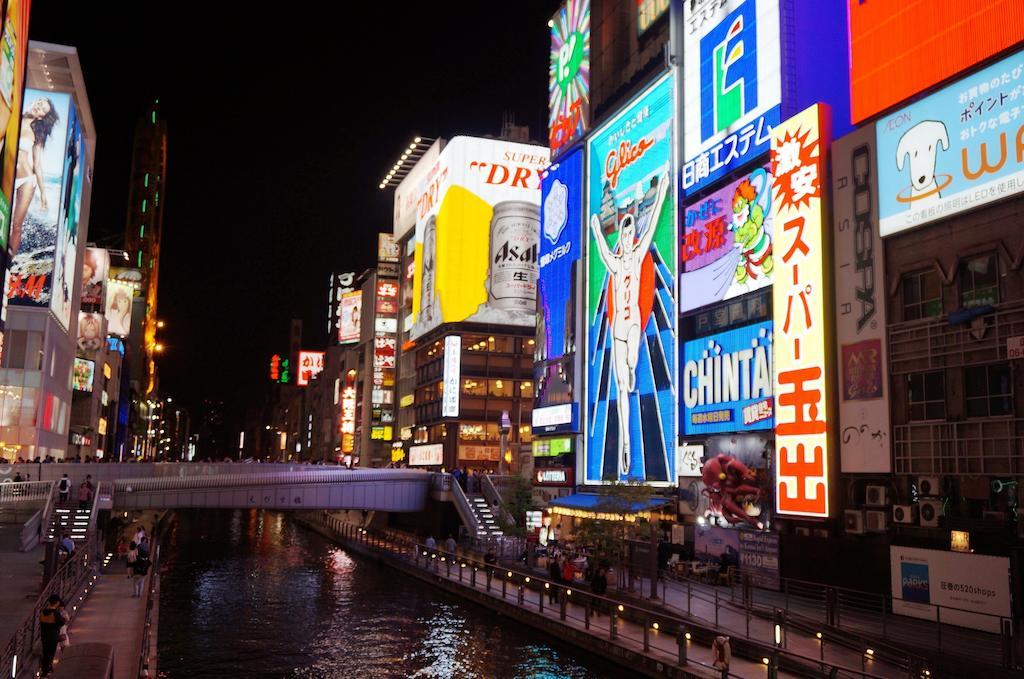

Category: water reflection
[158, 510, 623, 679]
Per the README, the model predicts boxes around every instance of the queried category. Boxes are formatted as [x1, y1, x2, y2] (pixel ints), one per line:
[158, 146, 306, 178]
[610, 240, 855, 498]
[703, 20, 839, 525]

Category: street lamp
[498, 410, 511, 475]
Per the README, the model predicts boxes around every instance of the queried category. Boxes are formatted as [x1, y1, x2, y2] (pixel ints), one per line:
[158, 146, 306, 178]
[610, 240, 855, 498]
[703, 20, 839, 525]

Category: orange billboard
[850, 0, 1024, 123]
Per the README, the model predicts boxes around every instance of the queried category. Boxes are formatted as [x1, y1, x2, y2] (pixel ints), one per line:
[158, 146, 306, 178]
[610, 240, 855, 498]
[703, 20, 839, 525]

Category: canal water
[157, 510, 625, 678]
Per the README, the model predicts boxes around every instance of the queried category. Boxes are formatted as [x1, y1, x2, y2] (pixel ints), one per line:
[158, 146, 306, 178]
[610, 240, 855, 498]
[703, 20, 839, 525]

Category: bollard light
[762, 658, 770, 665]
[866, 649, 874, 656]
[566, 590, 571, 596]
[507, 571, 513, 578]
[774, 623, 782, 645]
[685, 633, 691, 641]
[816, 632, 822, 639]
[652, 622, 659, 630]
[525, 577, 531, 583]
[544, 583, 549, 589]
[617, 604, 624, 612]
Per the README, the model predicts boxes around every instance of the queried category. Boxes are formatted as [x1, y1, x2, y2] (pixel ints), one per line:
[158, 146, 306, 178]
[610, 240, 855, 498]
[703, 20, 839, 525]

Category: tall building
[0, 42, 95, 461]
[122, 98, 166, 399]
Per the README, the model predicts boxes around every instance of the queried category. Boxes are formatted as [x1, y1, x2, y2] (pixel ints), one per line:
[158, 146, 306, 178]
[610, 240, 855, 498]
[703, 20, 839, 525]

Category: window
[902, 269, 942, 321]
[908, 372, 945, 421]
[519, 381, 534, 399]
[461, 378, 487, 396]
[488, 379, 513, 398]
[959, 253, 999, 309]
[965, 364, 1012, 418]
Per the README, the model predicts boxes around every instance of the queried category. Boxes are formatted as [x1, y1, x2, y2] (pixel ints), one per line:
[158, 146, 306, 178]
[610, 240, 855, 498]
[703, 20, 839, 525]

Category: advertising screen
[890, 546, 1011, 633]
[81, 247, 109, 308]
[770, 104, 833, 519]
[393, 139, 442, 241]
[76, 311, 104, 354]
[585, 71, 676, 485]
[682, 321, 773, 435]
[877, 49, 1024, 237]
[409, 136, 549, 340]
[680, 163, 774, 314]
[700, 434, 772, 530]
[297, 350, 325, 387]
[72, 357, 94, 392]
[538, 146, 582, 363]
[339, 290, 361, 344]
[548, 0, 590, 156]
[0, 0, 31, 248]
[682, 0, 781, 195]
[7, 90, 72, 310]
[52, 101, 83, 331]
[850, 0, 1024, 124]
[105, 279, 134, 337]
[832, 125, 891, 473]
[329, 271, 355, 341]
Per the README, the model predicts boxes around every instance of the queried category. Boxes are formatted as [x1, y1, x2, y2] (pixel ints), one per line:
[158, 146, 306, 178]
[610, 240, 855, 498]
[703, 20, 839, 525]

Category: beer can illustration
[487, 201, 539, 311]
[420, 215, 437, 323]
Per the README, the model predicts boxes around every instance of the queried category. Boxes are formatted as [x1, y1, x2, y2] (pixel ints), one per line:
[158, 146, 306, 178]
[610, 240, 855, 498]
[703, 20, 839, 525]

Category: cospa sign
[682, 321, 773, 435]
[877, 49, 1024, 237]
[532, 403, 577, 433]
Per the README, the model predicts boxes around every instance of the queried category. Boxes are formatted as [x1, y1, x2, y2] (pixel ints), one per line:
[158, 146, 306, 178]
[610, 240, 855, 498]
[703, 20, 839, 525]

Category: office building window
[908, 371, 945, 421]
[902, 269, 942, 321]
[965, 364, 1012, 418]
[959, 253, 999, 309]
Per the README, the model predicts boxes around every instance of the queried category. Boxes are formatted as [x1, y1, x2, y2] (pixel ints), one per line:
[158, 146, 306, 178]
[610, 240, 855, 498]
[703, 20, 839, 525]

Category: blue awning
[548, 493, 670, 515]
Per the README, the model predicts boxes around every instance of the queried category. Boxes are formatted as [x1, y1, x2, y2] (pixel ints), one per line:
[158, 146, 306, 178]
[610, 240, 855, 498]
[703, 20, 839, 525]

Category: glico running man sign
[585, 72, 676, 486]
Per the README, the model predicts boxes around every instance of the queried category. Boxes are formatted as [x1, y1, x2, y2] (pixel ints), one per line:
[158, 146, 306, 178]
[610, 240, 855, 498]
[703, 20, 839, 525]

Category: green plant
[497, 474, 537, 537]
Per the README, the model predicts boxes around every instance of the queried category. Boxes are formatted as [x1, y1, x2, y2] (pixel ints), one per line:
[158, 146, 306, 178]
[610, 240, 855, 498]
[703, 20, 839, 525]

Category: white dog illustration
[896, 120, 949, 207]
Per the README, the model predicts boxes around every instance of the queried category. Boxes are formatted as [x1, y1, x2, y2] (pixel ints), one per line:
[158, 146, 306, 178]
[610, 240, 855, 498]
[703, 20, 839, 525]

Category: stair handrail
[448, 474, 481, 536]
[38, 480, 58, 543]
[480, 473, 514, 528]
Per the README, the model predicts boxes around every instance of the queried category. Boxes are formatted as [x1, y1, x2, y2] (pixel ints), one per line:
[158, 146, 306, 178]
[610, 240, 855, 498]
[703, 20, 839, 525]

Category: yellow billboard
[410, 136, 549, 340]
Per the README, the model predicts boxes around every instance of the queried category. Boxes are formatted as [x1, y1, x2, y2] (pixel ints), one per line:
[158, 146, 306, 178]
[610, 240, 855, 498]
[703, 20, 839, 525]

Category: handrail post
[610, 607, 618, 640]
[518, 585, 525, 606]
[715, 588, 719, 626]
[643, 615, 650, 652]
[677, 629, 687, 665]
[585, 601, 591, 629]
[936, 604, 942, 653]
[560, 590, 567, 621]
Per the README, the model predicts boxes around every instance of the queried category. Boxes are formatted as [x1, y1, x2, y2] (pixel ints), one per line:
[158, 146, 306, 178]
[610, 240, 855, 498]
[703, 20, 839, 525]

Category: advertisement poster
[681, 0, 781, 195]
[377, 232, 399, 263]
[393, 139, 442, 241]
[737, 530, 780, 590]
[0, 0, 31, 248]
[538, 146, 582, 363]
[339, 290, 361, 344]
[410, 136, 549, 340]
[105, 278, 134, 337]
[585, 72, 675, 485]
[80, 247, 109, 308]
[682, 321, 773, 436]
[680, 164, 774, 314]
[770, 104, 832, 518]
[878, 49, 1024, 237]
[7, 90, 72, 309]
[832, 125, 891, 474]
[548, 0, 590, 156]
[76, 311, 104, 354]
[52, 101, 83, 331]
[695, 525, 739, 564]
[850, 0, 1024, 123]
[890, 546, 1011, 633]
[700, 434, 771, 530]
[72, 357, 94, 392]
[297, 350, 325, 387]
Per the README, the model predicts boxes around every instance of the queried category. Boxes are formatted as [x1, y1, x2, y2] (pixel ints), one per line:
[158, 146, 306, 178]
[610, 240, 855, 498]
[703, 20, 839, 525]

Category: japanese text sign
[297, 350, 325, 387]
[548, 0, 590, 157]
[770, 103, 832, 518]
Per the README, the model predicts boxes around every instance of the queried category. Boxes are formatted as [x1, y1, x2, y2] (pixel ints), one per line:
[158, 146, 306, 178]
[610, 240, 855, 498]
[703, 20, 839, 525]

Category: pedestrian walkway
[0, 524, 45, 643]
[65, 566, 149, 679]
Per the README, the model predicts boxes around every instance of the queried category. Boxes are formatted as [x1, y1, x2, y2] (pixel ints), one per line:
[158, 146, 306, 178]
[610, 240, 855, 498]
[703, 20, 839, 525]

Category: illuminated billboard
[538, 146, 582, 363]
[548, 0, 590, 156]
[877, 49, 1024, 237]
[680, 164, 774, 314]
[832, 125, 891, 474]
[297, 350, 325, 387]
[682, 0, 781, 195]
[585, 71, 676, 485]
[72, 357, 94, 392]
[850, 0, 1024, 124]
[393, 139, 443, 241]
[52, 100, 84, 331]
[409, 443, 443, 466]
[410, 136, 548, 340]
[441, 335, 461, 418]
[770, 103, 832, 519]
[76, 311, 104, 354]
[340, 371, 356, 453]
[329, 271, 355, 342]
[105, 279, 134, 337]
[682, 321, 773, 436]
[7, 90, 72, 310]
[339, 290, 361, 344]
[0, 0, 31, 248]
[81, 247, 109, 307]
[378, 232, 399, 263]
[700, 434, 772, 530]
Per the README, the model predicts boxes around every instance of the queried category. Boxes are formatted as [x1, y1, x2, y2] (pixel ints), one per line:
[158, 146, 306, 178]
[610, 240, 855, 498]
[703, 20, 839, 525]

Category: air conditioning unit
[794, 526, 811, 537]
[892, 504, 918, 525]
[866, 510, 888, 532]
[982, 510, 1009, 522]
[865, 485, 889, 507]
[844, 509, 865, 534]
[919, 499, 943, 527]
[918, 476, 941, 497]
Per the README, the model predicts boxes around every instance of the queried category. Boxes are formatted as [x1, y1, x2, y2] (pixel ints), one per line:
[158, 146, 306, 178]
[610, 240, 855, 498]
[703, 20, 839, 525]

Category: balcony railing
[893, 417, 1024, 475]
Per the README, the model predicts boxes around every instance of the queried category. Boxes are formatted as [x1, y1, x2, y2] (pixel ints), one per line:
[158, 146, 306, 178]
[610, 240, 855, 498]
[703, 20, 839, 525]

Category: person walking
[39, 594, 67, 676]
[129, 543, 150, 597]
[57, 473, 71, 503]
[77, 480, 92, 509]
[548, 556, 562, 604]
[444, 534, 457, 554]
[590, 566, 608, 616]
[425, 535, 437, 550]
[712, 635, 731, 675]
[484, 547, 497, 578]
[134, 525, 146, 547]
[57, 531, 75, 559]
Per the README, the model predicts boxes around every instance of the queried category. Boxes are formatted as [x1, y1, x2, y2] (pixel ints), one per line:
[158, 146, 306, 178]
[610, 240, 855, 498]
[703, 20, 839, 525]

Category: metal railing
[0, 480, 54, 504]
[315, 516, 897, 679]
[447, 474, 481, 536]
[893, 417, 1024, 476]
[480, 473, 514, 527]
[136, 512, 170, 679]
[111, 468, 429, 493]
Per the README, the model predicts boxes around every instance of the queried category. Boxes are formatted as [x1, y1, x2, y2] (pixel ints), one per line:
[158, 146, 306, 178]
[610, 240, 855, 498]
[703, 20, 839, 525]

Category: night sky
[29, 4, 560, 427]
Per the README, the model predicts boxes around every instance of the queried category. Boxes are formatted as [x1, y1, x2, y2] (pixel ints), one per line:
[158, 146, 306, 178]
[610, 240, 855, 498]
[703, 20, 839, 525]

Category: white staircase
[47, 504, 91, 542]
[468, 494, 504, 539]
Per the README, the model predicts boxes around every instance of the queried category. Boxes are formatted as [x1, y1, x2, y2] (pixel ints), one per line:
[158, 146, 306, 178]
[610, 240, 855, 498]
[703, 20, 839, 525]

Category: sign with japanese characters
[682, 0, 781, 195]
[548, 0, 590, 157]
[409, 443, 444, 466]
[832, 125, 891, 473]
[373, 333, 396, 369]
[877, 49, 1024, 237]
[585, 71, 676, 486]
[340, 371, 356, 454]
[770, 103, 832, 519]
[680, 164, 774, 313]
[682, 321, 773, 435]
[297, 350, 325, 387]
[539, 147, 583, 362]
[441, 335, 461, 417]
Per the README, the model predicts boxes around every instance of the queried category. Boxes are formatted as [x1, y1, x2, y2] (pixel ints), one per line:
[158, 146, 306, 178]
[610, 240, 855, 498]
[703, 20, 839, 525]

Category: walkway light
[685, 633, 691, 640]
[617, 604, 624, 612]
[507, 571, 512, 578]
[652, 622, 659, 630]
[762, 658, 770, 665]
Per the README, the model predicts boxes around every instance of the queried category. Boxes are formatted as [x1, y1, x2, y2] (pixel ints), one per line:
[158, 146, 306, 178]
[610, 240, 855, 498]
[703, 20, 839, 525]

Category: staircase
[47, 503, 91, 542]
[467, 493, 504, 539]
